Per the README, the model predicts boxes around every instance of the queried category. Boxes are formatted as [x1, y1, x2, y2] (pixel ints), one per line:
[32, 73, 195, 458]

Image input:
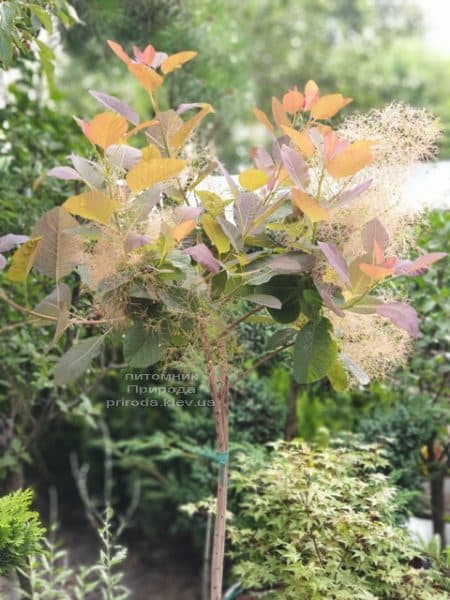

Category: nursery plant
[228, 440, 450, 599]
[0, 39, 446, 598]
[0, 488, 44, 575]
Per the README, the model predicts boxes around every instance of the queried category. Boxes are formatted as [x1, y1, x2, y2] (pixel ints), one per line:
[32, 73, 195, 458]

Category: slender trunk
[202, 511, 213, 600]
[430, 468, 446, 548]
[210, 388, 229, 600]
[199, 318, 230, 599]
[285, 379, 299, 440]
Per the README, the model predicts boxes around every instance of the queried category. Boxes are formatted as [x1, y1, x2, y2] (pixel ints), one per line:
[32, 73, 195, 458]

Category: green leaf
[267, 328, 296, 350]
[123, 325, 164, 368]
[327, 359, 348, 391]
[54, 335, 106, 385]
[28, 4, 53, 33]
[33, 284, 72, 342]
[0, 30, 13, 66]
[293, 317, 337, 383]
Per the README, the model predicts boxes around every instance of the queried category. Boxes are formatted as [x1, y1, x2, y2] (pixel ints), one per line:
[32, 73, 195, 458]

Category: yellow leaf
[169, 104, 213, 150]
[281, 126, 315, 158]
[196, 190, 231, 217]
[127, 158, 187, 193]
[128, 63, 163, 92]
[201, 214, 230, 254]
[6, 237, 42, 282]
[87, 112, 128, 149]
[238, 168, 269, 191]
[292, 189, 329, 223]
[310, 94, 353, 120]
[141, 144, 161, 160]
[161, 51, 198, 74]
[172, 220, 196, 242]
[63, 191, 120, 225]
[252, 107, 274, 133]
[358, 262, 392, 281]
[326, 141, 373, 179]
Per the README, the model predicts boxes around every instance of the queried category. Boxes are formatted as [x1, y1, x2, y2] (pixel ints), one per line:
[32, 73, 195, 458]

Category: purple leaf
[317, 241, 351, 287]
[176, 102, 205, 115]
[174, 206, 203, 223]
[217, 161, 239, 196]
[335, 180, 372, 208]
[125, 232, 151, 252]
[70, 155, 104, 189]
[233, 192, 264, 236]
[252, 148, 275, 175]
[217, 217, 242, 251]
[106, 145, 142, 169]
[0, 234, 29, 253]
[47, 166, 81, 180]
[184, 243, 220, 273]
[151, 52, 168, 69]
[89, 91, 139, 125]
[394, 252, 446, 276]
[264, 252, 314, 273]
[0, 254, 6, 270]
[280, 144, 309, 190]
[245, 294, 282, 309]
[361, 218, 389, 256]
[315, 282, 345, 317]
[376, 302, 419, 337]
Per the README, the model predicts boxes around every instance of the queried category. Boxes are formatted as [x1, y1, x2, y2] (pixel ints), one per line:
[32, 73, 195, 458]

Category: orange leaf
[271, 97, 290, 129]
[282, 88, 304, 114]
[292, 189, 329, 223]
[359, 262, 393, 280]
[326, 141, 373, 178]
[281, 126, 315, 158]
[88, 112, 128, 149]
[161, 51, 198, 74]
[107, 40, 132, 65]
[128, 63, 163, 92]
[172, 220, 196, 242]
[304, 80, 320, 110]
[373, 239, 385, 264]
[310, 94, 353, 120]
[126, 119, 158, 138]
[252, 107, 274, 133]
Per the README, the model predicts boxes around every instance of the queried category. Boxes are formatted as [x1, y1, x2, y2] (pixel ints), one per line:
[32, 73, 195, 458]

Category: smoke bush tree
[0, 39, 446, 597]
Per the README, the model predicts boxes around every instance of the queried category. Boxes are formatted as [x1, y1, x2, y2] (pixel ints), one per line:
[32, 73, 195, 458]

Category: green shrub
[229, 441, 449, 599]
[0, 488, 44, 575]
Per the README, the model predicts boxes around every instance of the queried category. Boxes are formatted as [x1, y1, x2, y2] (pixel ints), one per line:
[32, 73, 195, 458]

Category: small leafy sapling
[0, 39, 446, 598]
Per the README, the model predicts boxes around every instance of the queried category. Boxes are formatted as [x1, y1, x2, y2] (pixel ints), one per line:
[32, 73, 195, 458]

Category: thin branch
[214, 304, 265, 341]
[232, 341, 295, 386]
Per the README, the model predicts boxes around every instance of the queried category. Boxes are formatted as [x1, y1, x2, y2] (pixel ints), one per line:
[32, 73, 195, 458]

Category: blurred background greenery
[0, 0, 449, 597]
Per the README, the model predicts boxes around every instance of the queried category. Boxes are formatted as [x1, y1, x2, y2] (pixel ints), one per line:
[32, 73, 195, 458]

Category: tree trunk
[210, 381, 229, 600]
[430, 467, 446, 548]
[211, 460, 229, 599]
[199, 317, 230, 599]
